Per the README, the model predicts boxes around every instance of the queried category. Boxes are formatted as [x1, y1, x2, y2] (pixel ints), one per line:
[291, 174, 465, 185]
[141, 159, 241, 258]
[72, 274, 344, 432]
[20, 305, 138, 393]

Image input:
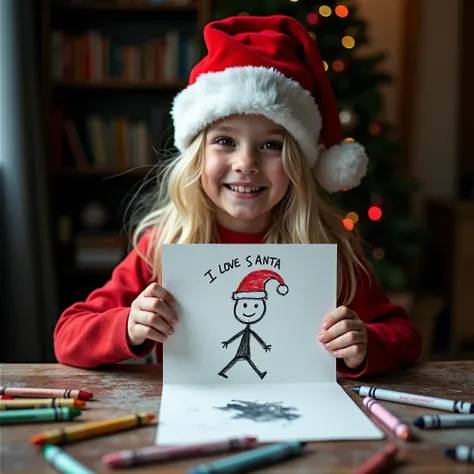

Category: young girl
[54, 14, 421, 377]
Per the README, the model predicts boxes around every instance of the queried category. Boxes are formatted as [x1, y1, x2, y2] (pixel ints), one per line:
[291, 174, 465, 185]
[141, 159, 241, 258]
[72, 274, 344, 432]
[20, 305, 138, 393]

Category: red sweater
[54, 225, 421, 378]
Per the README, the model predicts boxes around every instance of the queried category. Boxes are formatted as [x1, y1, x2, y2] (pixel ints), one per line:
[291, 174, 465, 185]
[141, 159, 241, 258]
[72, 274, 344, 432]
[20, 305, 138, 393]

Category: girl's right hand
[127, 283, 177, 346]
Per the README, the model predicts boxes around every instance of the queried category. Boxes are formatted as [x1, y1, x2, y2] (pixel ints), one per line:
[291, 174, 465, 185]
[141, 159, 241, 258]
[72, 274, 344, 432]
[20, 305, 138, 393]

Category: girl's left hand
[318, 306, 367, 369]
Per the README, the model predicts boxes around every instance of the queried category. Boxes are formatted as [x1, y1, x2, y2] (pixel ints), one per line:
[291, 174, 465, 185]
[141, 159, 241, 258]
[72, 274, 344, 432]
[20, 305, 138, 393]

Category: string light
[373, 248, 385, 259]
[369, 123, 382, 136]
[342, 218, 354, 231]
[238, 11, 249, 15]
[308, 31, 316, 41]
[342, 36, 355, 49]
[290, 0, 299, 2]
[346, 212, 359, 223]
[332, 59, 345, 72]
[368, 206, 382, 221]
[319, 5, 332, 17]
[344, 137, 355, 142]
[323, 60, 329, 71]
[335, 5, 349, 18]
[306, 12, 319, 25]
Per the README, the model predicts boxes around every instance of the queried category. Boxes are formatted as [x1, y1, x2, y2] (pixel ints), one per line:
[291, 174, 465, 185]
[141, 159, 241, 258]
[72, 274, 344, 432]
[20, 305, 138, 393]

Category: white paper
[156, 244, 384, 445]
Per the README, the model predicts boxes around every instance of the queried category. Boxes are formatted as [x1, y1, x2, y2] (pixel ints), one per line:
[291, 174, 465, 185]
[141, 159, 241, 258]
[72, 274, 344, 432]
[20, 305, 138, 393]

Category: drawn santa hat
[171, 14, 368, 193]
[232, 270, 289, 300]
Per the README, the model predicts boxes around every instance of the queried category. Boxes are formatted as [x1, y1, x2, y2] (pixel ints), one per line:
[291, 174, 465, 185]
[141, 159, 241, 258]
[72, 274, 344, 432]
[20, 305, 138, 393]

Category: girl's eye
[262, 141, 283, 150]
[213, 137, 234, 147]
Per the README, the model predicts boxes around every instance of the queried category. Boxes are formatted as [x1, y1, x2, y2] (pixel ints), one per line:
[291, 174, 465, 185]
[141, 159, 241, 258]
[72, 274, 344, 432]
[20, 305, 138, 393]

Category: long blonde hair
[131, 130, 369, 304]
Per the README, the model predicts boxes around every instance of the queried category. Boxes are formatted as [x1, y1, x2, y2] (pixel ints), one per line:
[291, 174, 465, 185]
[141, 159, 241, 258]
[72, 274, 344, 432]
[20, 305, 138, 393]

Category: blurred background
[1, 0, 472, 364]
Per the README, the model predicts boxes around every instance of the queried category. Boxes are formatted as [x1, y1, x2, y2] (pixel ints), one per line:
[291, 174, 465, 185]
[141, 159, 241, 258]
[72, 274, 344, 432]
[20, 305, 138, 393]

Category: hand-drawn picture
[215, 400, 301, 422]
[218, 270, 289, 380]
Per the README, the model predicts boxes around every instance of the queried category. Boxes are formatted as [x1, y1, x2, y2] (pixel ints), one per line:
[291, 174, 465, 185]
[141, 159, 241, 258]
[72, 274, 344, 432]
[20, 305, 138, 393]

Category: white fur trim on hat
[232, 291, 267, 300]
[171, 66, 321, 166]
[314, 141, 369, 193]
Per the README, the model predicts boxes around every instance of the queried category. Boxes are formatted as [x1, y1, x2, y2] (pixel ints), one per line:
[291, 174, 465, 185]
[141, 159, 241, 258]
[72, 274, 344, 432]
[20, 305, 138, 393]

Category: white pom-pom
[314, 141, 368, 193]
[277, 284, 289, 296]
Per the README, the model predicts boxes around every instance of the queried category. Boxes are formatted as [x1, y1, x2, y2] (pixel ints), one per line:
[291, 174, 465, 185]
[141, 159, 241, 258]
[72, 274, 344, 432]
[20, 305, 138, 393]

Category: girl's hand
[318, 306, 367, 369]
[127, 283, 177, 346]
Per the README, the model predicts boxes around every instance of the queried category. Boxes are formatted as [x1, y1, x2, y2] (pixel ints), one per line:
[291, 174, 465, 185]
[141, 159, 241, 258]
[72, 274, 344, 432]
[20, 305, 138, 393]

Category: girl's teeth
[229, 185, 260, 193]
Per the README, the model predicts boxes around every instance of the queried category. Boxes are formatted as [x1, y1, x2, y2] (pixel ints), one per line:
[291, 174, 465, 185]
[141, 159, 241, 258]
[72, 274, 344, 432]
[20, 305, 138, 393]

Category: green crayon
[0, 407, 81, 424]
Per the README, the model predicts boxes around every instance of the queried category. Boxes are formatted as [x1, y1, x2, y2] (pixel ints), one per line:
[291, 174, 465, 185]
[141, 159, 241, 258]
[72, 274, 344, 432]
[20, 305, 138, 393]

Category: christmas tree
[211, 0, 421, 292]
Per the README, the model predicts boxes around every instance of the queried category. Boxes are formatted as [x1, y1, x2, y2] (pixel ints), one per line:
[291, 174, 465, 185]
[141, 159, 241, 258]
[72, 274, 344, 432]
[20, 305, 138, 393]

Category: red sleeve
[337, 267, 422, 379]
[53, 232, 157, 368]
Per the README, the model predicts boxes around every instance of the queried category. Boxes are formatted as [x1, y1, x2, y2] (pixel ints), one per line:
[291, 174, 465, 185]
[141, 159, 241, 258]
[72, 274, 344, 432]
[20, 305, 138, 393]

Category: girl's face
[202, 114, 290, 233]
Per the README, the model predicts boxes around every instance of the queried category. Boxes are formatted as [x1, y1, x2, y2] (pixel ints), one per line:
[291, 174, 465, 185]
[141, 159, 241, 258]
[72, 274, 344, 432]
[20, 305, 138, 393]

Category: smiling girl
[54, 14, 421, 377]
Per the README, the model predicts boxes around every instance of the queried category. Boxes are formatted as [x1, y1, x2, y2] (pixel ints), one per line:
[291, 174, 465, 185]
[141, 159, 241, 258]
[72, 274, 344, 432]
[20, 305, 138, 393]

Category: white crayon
[353, 386, 474, 413]
[444, 445, 474, 464]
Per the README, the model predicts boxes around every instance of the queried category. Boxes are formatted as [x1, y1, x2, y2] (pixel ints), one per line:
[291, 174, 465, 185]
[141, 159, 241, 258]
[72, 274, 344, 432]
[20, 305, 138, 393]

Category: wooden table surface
[1, 362, 473, 473]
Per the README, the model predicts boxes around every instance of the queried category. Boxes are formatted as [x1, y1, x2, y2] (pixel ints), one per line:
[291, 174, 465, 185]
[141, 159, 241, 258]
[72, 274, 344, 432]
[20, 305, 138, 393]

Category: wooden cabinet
[424, 198, 474, 354]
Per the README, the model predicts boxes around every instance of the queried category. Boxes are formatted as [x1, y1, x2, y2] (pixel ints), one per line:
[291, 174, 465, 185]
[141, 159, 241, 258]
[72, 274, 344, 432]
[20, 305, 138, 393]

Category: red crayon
[102, 436, 258, 469]
[0, 386, 92, 401]
[351, 444, 399, 474]
[0, 395, 14, 400]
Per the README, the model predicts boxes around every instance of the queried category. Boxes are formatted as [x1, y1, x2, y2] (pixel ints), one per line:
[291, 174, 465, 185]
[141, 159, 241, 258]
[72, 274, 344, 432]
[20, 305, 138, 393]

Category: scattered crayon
[30, 412, 156, 446]
[0, 395, 14, 400]
[188, 441, 306, 474]
[414, 414, 474, 429]
[103, 436, 258, 468]
[0, 408, 81, 425]
[43, 444, 94, 474]
[351, 444, 399, 474]
[444, 445, 474, 464]
[353, 386, 474, 413]
[0, 386, 93, 400]
[363, 396, 412, 441]
[0, 398, 86, 411]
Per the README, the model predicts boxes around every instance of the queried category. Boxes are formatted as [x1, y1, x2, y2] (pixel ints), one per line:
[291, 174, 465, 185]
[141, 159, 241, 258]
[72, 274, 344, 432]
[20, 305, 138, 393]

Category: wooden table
[1, 362, 473, 473]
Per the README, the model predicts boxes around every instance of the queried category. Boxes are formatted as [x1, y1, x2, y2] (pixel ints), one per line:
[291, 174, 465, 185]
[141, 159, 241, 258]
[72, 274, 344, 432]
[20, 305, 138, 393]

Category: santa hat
[171, 14, 368, 193]
[232, 270, 289, 300]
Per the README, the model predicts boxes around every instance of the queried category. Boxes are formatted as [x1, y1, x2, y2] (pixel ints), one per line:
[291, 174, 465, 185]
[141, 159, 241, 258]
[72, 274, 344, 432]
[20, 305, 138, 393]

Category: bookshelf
[40, 0, 212, 311]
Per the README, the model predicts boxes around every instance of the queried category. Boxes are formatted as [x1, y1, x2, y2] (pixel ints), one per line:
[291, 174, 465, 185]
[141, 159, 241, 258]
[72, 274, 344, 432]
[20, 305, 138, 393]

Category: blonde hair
[131, 130, 369, 305]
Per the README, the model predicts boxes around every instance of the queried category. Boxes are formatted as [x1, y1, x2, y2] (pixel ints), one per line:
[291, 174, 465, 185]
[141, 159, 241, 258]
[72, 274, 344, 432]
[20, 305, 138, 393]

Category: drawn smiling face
[234, 298, 266, 324]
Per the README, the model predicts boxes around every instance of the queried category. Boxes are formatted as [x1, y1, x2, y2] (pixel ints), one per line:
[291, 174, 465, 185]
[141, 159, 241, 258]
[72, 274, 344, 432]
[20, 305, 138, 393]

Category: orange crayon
[30, 412, 156, 446]
[0, 398, 85, 411]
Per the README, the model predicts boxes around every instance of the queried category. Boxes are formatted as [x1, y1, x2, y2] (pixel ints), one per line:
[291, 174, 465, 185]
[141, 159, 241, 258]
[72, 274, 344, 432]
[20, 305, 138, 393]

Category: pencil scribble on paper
[218, 270, 289, 380]
[215, 400, 301, 422]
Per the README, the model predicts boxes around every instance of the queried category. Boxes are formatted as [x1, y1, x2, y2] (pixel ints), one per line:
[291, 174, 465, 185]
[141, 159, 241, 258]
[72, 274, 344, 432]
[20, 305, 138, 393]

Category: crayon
[363, 396, 412, 441]
[352, 386, 474, 413]
[30, 412, 156, 446]
[103, 436, 258, 468]
[0, 398, 86, 411]
[0, 395, 14, 400]
[444, 445, 474, 464]
[351, 444, 399, 474]
[414, 414, 474, 429]
[0, 407, 81, 425]
[43, 444, 94, 474]
[0, 386, 93, 400]
[188, 441, 306, 474]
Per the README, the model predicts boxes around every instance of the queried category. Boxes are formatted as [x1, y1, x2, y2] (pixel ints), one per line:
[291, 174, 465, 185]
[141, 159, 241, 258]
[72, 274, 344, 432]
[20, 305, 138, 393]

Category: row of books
[74, 233, 126, 269]
[61, 0, 194, 6]
[51, 29, 198, 82]
[51, 108, 167, 169]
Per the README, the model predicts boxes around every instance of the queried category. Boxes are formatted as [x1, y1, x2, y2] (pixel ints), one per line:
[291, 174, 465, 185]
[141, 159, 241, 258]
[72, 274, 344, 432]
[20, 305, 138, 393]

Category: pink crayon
[102, 436, 258, 469]
[363, 396, 412, 441]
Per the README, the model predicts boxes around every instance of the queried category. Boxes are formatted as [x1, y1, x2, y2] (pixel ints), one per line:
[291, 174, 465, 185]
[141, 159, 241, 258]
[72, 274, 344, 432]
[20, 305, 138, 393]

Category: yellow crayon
[0, 398, 85, 411]
[30, 412, 156, 446]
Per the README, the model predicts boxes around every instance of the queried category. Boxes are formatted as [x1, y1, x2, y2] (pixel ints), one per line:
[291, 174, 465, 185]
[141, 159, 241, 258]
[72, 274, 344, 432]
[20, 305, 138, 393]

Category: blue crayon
[188, 441, 306, 474]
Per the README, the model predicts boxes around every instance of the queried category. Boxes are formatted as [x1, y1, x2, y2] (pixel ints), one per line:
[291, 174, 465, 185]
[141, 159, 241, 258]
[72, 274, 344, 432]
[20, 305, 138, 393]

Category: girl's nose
[232, 149, 259, 174]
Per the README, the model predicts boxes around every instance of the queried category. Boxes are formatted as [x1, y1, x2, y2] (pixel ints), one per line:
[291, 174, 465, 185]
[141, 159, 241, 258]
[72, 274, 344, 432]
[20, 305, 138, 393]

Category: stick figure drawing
[218, 270, 289, 380]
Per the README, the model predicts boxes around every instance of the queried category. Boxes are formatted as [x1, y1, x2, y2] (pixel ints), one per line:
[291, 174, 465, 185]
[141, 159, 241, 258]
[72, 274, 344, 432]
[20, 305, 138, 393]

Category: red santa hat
[171, 14, 368, 193]
[232, 269, 289, 300]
